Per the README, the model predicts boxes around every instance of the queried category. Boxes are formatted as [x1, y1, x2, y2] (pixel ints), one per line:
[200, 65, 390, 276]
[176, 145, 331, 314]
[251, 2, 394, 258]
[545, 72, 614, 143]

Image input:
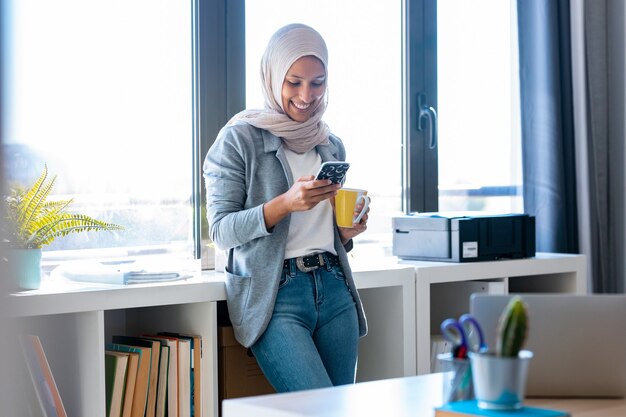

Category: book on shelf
[142, 335, 179, 417]
[108, 340, 152, 417]
[19, 334, 68, 417]
[105, 351, 129, 417]
[173, 337, 191, 417]
[134, 336, 170, 417]
[111, 336, 161, 417]
[159, 332, 202, 417]
[153, 345, 170, 417]
[435, 400, 570, 417]
[430, 334, 454, 373]
[116, 350, 139, 417]
[157, 334, 191, 417]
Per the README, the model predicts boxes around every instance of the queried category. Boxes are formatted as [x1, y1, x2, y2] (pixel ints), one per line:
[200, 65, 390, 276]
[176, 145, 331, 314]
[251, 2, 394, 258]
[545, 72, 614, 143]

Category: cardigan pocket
[224, 269, 252, 326]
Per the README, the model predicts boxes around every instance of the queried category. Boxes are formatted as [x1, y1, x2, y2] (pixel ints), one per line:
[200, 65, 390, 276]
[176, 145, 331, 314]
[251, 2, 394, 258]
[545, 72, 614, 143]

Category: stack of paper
[50, 259, 197, 285]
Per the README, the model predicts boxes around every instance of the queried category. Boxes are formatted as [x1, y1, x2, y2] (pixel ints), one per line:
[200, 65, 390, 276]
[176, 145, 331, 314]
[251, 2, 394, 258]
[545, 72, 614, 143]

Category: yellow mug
[335, 188, 370, 228]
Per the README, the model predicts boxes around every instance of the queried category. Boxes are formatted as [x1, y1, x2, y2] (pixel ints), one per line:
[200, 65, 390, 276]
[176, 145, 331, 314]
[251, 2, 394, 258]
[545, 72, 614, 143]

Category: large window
[4, 0, 524, 270]
[245, 0, 522, 246]
[4, 0, 196, 265]
[245, 0, 404, 244]
[436, 0, 522, 212]
[406, 0, 523, 213]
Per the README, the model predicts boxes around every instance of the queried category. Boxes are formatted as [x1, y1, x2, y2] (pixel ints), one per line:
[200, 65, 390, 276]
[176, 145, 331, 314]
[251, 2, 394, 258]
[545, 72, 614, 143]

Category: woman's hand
[284, 175, 340, 212]
[263, 175, 339, 229]
[338, 202, 370, 244]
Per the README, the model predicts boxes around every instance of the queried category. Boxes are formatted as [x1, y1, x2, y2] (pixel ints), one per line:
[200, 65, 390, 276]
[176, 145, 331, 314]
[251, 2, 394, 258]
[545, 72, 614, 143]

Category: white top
[222, 373, 445, 417]
[283, 149, 336, 259]
[221, 372, 623, 417]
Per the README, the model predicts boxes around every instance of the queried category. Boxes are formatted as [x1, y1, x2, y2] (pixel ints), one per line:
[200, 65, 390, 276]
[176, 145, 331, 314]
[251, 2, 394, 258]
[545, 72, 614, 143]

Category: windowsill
[12, 269, 209, 296]
[14, 256, 203, 300]
[7, 247, 410, 318]
[9, 233, 394, 291]
[8, 269, 227, 317]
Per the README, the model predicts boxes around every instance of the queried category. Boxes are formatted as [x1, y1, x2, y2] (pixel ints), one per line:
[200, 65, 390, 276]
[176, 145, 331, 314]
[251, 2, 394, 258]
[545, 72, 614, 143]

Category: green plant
[496, 295, 529, 357]
[4, 165, 124, 249]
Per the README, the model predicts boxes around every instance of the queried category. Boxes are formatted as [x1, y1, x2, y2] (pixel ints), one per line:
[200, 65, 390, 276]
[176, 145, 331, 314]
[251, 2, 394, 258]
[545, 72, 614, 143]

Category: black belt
[283, 252, 341, 272]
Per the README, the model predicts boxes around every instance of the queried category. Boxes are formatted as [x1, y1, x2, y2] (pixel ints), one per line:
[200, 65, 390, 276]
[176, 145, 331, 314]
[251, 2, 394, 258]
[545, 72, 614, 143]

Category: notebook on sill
[469, 293, 626, 398]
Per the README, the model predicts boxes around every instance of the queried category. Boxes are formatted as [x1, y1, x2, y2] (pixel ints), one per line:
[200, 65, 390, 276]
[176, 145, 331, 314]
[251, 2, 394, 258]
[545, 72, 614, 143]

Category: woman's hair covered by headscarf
[228, 23, 331, 154]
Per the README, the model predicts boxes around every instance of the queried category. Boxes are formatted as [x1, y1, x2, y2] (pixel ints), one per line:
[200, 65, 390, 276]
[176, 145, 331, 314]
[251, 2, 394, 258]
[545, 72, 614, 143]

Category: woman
[203, 23, 368, 392]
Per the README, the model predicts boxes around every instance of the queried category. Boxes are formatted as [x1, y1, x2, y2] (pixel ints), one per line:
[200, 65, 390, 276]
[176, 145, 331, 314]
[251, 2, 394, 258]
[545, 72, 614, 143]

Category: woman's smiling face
[281, 55, 326, 122]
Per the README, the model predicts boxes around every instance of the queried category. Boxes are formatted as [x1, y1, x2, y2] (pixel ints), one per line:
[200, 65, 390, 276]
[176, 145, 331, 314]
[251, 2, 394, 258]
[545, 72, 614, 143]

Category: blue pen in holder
[438, 352, 474, 403]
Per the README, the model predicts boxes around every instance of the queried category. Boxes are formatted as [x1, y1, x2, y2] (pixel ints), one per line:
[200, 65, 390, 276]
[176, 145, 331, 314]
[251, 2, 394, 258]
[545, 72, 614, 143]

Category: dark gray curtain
[582, 1, 611, 293]
[572, 0, 625, 293]
[518, 0, 579, 254]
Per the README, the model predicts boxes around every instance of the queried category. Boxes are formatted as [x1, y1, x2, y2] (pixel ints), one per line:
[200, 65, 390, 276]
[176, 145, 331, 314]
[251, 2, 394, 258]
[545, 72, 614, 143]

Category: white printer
[392, 212, 536, 262]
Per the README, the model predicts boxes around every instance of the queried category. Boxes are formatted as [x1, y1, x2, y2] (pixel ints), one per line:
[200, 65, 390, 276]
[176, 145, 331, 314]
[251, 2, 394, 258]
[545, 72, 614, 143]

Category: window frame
[404, 0, 439, 213]
[197, 0, 246, 252]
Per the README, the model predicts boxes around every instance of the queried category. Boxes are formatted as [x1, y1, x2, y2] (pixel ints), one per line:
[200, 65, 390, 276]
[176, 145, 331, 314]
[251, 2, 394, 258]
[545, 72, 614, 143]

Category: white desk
[222, 373, 626, 417]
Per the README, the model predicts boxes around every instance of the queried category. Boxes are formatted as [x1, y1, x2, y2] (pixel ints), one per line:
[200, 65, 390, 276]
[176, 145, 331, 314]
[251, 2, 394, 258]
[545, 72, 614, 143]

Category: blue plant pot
[8, 248, 43, 290]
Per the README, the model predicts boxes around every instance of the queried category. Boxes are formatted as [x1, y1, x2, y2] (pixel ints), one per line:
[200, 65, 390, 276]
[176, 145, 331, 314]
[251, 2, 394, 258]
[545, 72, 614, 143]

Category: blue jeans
[250, 254, 359, 392]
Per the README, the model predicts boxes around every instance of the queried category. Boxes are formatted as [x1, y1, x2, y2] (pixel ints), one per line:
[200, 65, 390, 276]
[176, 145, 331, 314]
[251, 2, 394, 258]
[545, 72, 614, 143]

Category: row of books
[105, 332, 202, 417]
[430, 334, 454, 373]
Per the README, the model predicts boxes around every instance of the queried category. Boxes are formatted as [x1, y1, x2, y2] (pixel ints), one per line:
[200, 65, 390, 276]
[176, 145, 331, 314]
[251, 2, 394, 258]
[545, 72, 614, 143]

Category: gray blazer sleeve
[203, 127, 272, 250]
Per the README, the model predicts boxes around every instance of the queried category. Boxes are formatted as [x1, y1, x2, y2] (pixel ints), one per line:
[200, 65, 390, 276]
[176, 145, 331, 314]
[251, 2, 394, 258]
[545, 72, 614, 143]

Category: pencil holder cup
[469, 350, 533, 410]
[438, 353, 474, 403]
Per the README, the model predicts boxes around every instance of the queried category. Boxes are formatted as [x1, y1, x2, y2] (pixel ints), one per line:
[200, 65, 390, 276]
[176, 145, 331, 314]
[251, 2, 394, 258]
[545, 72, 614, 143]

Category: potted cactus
[496, 295, 529, 357]
[469, 296, 533, 410]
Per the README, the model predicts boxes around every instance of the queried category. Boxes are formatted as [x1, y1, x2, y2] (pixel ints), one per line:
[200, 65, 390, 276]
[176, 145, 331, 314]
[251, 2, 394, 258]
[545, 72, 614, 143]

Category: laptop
[469, 293, 626, 398]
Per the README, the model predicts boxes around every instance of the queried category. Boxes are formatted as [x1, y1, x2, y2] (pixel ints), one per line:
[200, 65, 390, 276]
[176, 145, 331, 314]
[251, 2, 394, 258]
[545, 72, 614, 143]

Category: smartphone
[315, 161, 350, 185]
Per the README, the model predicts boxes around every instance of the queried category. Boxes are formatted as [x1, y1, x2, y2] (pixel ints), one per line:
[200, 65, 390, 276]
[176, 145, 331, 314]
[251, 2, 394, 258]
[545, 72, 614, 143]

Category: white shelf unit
[11, 275, 226, 417]
[9, 252, 586, 415]
[9, 263, 417, 417]
[403, 252, 587, 374]
[350, 263, 416, 381]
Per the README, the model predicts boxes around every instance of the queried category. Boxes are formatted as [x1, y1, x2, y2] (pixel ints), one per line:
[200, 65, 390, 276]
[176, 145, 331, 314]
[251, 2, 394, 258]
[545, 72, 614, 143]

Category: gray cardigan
[203, 121, 367, 347]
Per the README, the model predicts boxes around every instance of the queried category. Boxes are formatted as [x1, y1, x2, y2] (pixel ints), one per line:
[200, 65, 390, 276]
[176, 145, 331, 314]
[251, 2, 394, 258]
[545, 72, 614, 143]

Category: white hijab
[228, 23, 331, 154]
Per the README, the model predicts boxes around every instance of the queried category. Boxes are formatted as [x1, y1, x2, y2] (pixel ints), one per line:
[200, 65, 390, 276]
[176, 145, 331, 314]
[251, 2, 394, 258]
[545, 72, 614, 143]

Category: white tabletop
[223, 373, 445, 417]
[222, 373, 626, 417]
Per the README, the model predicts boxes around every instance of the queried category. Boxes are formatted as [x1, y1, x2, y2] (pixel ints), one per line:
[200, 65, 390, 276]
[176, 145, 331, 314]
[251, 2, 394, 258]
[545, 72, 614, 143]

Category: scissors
[440, 313, 487, 358]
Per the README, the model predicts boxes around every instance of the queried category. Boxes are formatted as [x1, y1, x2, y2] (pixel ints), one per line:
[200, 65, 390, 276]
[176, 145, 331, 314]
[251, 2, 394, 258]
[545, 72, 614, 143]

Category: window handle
[418, 93, 438, 149]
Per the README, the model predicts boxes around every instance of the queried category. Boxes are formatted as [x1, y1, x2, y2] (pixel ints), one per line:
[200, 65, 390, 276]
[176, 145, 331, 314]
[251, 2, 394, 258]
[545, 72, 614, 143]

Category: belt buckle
[296, 254, 324, 272]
